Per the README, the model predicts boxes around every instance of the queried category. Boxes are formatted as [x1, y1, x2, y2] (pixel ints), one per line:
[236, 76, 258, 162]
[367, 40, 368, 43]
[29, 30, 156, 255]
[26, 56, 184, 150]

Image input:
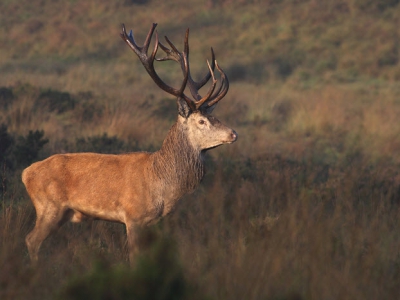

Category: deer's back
[22, 152, 155, 222]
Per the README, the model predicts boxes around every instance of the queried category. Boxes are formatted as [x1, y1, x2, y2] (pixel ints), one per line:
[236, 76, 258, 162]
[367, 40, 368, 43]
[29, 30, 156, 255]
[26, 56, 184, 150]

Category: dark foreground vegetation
[1, 0, 400, 299]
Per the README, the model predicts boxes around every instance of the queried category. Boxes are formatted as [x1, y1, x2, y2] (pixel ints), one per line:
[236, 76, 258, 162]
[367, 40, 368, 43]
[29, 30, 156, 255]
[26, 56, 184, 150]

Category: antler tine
[121, 23, 228, 112]
[194, 60, 218, 110]
[203, 60, 229, 108]
[192, 48, 216, 90]
[182, 31, 216, 92]
[156, 29, 217, 103]
[156, 37, 182, 63]
[183, 35, 216, 100]
[185, 39, 217, 101]
[120, 23, 187, 98]
[178, 45, 190, 97]
[120, 23, 155, 58]
[143, 24, 157, 54]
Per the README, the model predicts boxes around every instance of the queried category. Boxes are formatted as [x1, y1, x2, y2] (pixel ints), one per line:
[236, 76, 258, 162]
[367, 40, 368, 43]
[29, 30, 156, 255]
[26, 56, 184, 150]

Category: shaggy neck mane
[152, 121, 205, 197]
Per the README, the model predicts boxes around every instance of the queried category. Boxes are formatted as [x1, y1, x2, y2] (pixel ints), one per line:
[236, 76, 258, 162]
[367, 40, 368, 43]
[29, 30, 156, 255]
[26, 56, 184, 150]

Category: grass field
[1, 0, 400, 299]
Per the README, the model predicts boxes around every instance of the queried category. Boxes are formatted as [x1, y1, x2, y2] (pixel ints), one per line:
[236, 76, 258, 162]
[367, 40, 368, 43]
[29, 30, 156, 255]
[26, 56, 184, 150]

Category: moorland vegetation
[1, 0, 400, 299]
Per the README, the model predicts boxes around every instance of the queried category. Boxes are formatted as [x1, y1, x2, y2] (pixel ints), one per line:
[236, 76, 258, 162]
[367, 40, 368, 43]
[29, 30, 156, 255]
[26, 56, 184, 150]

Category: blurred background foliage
[1, 0, 400, 299]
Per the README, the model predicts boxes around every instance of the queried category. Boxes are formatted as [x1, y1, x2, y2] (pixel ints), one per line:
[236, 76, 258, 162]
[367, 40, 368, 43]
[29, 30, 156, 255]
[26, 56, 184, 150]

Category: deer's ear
[177, 97, 192, 118]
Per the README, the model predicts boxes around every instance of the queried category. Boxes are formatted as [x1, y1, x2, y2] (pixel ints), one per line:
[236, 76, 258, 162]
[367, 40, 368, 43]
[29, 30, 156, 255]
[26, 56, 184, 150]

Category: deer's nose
[230, 130, 238, 142]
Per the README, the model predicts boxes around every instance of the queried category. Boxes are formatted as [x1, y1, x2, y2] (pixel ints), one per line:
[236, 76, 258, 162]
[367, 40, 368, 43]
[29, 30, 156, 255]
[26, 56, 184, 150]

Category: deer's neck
[151, 122, 205, 202]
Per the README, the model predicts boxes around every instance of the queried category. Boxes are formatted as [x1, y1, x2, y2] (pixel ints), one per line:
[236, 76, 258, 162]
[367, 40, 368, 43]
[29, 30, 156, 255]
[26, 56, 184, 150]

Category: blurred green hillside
[1, 0, 400, 82]
[2, 1, 400, 299]
[1, 0, 400, 164]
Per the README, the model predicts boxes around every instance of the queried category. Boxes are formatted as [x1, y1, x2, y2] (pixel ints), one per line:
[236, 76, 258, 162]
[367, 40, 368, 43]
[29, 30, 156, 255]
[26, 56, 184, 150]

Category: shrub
[353, 0, 400, 12]
[75, 133, 127, 154]
[76, 92, 104, 121]
[14, 130, 49, 168]
[0, 126, 48, 193]
[0, 124, 14, 165]
[0, 124, 14, 194]
[152, 98, 179, 122]
[124, 0, 150, 5]
[0, 87, 14, 109]
[35, 89, 76, 114]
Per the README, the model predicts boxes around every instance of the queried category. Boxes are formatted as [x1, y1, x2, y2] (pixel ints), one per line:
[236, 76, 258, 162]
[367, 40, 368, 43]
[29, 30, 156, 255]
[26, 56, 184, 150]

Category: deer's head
[121, 23, 237, 151]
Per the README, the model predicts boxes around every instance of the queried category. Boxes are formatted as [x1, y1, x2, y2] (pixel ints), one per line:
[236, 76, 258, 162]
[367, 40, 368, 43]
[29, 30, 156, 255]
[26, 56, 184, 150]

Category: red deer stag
[23, 23, 237, 264]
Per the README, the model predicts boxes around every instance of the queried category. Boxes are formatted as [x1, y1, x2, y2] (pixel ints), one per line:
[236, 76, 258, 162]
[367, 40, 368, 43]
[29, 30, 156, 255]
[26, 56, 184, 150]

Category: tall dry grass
[2, 154, 400, 299]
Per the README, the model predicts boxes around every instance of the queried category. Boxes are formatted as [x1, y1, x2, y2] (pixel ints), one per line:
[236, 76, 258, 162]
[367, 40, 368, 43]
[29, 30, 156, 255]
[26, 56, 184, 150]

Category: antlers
[120, 23, 229, 111]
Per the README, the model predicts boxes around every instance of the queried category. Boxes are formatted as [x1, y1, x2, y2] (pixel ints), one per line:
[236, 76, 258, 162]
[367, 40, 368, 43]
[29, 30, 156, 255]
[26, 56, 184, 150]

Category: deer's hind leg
[126, 222, 140, 266]
[26, 201, 68, 263]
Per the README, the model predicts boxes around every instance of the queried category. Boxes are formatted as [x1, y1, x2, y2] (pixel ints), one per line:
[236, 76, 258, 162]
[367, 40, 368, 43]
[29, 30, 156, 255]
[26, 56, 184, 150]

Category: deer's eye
[199, 119, 205, 125]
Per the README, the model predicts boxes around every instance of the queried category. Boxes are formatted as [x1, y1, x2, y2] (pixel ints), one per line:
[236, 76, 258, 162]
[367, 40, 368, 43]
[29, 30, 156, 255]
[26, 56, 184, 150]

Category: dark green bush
[0, 124, 14, 194]
[14, 130, 49, 168]
[124, 0, 150, 5]
[0, 125, 48, 193]
[152, 98, 179, 122]
[0, 87, 14, 109]
[353, 0, 400, 12]
[226, 62, 268, 83]
[0, 124, 14, 165]
[75, 133, 128, 154]
[75, 92, 104, 121]
[36, 89, 76, 114]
